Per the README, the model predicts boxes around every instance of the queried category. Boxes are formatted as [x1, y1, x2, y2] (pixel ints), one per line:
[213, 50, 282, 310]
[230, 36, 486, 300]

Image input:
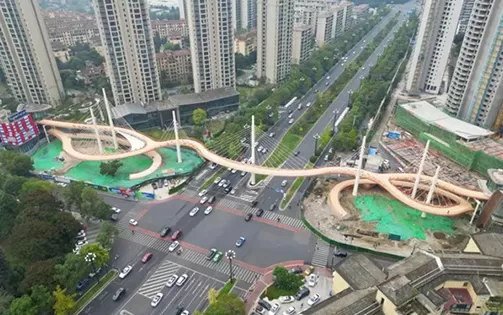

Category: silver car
[190, 207, 200, 216]
[150, 293, 163, 307]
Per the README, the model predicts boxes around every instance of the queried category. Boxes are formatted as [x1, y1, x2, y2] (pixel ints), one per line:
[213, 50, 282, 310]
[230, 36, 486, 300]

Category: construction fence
[395, 106, 503, 175]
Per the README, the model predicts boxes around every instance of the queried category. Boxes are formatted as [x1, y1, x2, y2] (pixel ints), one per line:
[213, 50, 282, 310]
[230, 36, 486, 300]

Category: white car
[231, 169, 237, 173]
[77, 230, 86, 237]
[181, 311, 189, 315]
[119, 265, 133, 279]
[240, 171, 247, 177]
[163, 179, 169, 187]
[230, 189, 236, 195]
[281, 180, 288, 187]
[190, 207, 200, 216]
[214, 177, 222, 184]
[76, 240, 88, 246]
[288, 119, 294, 124]
[307, 274, 317, 287]
[111, 207, 121, 213]
[204, 206, 213, 215]
[257, 146, 263, 152]
[279, 296, 295, 304]
[176, 274, 189, 286]
[200, 196, 208, 204]
[129, 219, 138, 226]
[151, 293, 163, 307]
[268, 303, 280, 315]
[166, 275, 178, 287]
[168, 241, 180, 252]
[341, 63, 345, 66]
[198, 189, 207, 197]
[261, 147, 268, 154]
[222, 180, 230, 188]
[308, 294, 320, 306]
[209, 163, 217, 169]
[218, 179, 226, 187]
[306, 102, 311, 107]
[283, 306, 295, 315]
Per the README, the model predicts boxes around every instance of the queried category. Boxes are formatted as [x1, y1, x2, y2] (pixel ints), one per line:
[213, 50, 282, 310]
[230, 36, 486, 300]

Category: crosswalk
[117, 229, 261, 285]
[138, 260, 180, 298]
[311, 239, 331, 267]
[85, 224, 101, 244]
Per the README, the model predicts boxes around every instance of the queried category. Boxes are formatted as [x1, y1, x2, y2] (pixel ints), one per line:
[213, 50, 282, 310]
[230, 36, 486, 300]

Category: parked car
[307, 274, 317, 287]
[308, 293, 321, 306]
[151, 293, 163, 307]
[166, 275, 178, 287]
[176, 274, 189, 287]
[269, 303, 280, 315]
[283, 306, 296, 315]
[258, 300, 272, 310]
[304, 266, 315, 276]
[295, 286, 310, 300]
[288, 266, 303, 274]
[333, 249, 348, 257]
[278, 296, 295, 304]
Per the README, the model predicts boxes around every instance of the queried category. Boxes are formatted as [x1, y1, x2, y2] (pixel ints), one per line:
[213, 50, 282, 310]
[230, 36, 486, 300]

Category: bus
[284, 97, 297, 109]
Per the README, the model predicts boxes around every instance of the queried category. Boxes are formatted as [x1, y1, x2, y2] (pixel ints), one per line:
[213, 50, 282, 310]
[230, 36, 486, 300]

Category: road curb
[74, 269, 118, 315]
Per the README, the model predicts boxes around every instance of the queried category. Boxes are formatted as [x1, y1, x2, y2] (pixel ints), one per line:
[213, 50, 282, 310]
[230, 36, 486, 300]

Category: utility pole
[172, 110, 182, 163]
[250, 116, 256, 185]
[225, 250, 236, 281]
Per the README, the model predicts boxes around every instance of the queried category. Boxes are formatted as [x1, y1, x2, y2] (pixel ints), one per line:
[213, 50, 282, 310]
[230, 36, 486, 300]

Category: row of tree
[0, 151, 119, 314]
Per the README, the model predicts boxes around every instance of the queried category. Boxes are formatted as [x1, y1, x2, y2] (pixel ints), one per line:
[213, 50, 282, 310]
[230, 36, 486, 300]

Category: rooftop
[334, 254, 387, 290]
[301, 287, 382, 315]
[111, 102, 157, 119]
[378, 275, 416, 306]
[471, 232, 503, 259]
[165, 87, 239, 108]
[156, 49, 190, 58]
[400, 101, 493, 141]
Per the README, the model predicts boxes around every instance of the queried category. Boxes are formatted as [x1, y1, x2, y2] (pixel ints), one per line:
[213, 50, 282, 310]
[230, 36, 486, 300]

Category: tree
[52, 286, 75, 315]
[2, 176, 27, 197]
[19, 260, 57, 294]
[18, 181, 55, 201]
[96, 222, 119, 250]
[67, 57, 86, 71]
[62, 181, 85, 211]
[0, 191, 19, 239]
[163, 43, 181, 51]
[99, 160, 123, 177]
[0, 249, 9, 290]
[272, 266, 303, 291]
[204, 294, 245, 315]
[79, 244, 109, 269]
[0, 291, 13, 315]
[192, 108, 207, 126]
[7, 295, 37, 315]
[0, 151, 33, 176]
[54, 254, 90, 293]
[80, 188, 111, 220]
[207, 288, 218, 305]
[29, 285, 54, 315]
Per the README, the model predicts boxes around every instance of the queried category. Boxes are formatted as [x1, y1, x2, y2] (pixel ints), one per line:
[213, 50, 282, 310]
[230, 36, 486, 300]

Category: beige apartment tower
[94, 0, 162, 106]
[257, 0, 295, 84]
[186, 0, 235, 93]
[292, 24, 312, 64]
[0, 0, 64, 106]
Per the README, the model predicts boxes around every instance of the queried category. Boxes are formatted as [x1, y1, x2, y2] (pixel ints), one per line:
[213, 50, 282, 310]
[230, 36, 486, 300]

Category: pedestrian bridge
[39, 119, 489, 217]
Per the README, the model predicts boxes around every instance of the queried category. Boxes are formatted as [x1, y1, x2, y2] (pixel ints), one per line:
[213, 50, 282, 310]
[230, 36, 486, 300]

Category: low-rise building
[151, 19, 189, 39]
[292, 24, 312, 64]
[156, 50, 192, 86]
[44, 15, 100, 47]
[353, 4, 370, 20]
[234, 31, 257, 56]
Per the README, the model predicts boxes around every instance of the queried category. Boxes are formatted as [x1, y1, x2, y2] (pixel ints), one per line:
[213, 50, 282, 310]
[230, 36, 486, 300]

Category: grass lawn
[73, 269, 117, 313]
[262, 284, 298, 300]
[200, 167, 225, 190]
[217, 279, 236, 298]
[208, 119, 225, 135]
[142, 128, 167, 140]
[280, 162, 313, 208]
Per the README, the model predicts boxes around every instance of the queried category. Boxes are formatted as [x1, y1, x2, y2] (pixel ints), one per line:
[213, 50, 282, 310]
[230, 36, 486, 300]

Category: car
[141, 253, 153, 263]
[251, 200, 258, 207]
[214, 177, 222, 184]
[168, 241, 180, 252]
[77, 230, 86, 238]
[218, 179, 226, 187]
[308, 293, 321, 306]
[190, 207, 200, 216]
[112, 287, 126, 301]
[288, 118, 294, 124]
[152, 182, 158, 189]
[76, 234, 87, 241]
[289, 266, 303, 274]
[295, 286, 310, 300]
[119, 265, 133, 279]
[255, 305, 266, 314]
[341, 63, 345, 66]
[256, 209, 264, 217]
[314, 89, 318, 92]
[241, 171, 247, 177]
[325, 82, 329, 86]
[258, 300, 272, 310]
[206, 248, 217, 260]
[174, 307, 185, 315]
[231, 168, 237, 173]
[200, 196, 208, 204]
[324, 155, 329, 162]
[160, 226, 171, 237]
[213, 250, 223, 262]
[198, 189, 207, 197]
[110, 213, 119, 221]
[230, 189, 236, 195]
[209, 162, 217, 169]
[76, 240, 88, 247]
[208, 196, 216, 204]
[176, 274, 189, 286]
[257, 145, 263, 152]
[269, 303, 280, 315]
[278, 296, 295, 304]
[236, 236, 246, 247]
[304, 266, 315, 276]
[269, 203, 277, 211]
[204, 206, 213, 215]
[245, 213, 253, 221]
[224, 186, 232, 194]
[111, 207, 121, 213]
[307, 274, 317, 287]
[151, 292, 163, 307]
[261, 147, 267, 153]
[171, 230, 182, 240]
[76, 278, 89, 291]
[283, 306, 296, 315]
[181, 311, 189, 315]
[360, 46, 363, 49]
[288, 113, 293, 119]
[129, 219, 138, 226]
[166, 275, 178, 287]
[254, 142, 259, 148]
[361, 66, 365, 70]
[269, 132, 275, 137]
[222, 180, 230, 188]
[333, 250, 348, 257]
[306, 102, 311, 107]
[281, 180, 288, 187]
[164, 179, 169, 187]
[294, 151, 300, 156]
[329, 147, 333, 154]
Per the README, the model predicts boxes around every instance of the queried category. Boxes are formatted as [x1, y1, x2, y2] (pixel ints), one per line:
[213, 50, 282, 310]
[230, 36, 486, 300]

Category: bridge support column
[172, 110, 182, 163]
[103, 88, 118, 149]
[412, 140, 430, 199]
[90, 107, 103, 154]
[97, 104, 105, 122]
[250, 115, 256, 185]
[42, 125, 50, 144]
[470, 199, 481, 225]
[423, 165, 440, 218]
[352, 135, 366, 196]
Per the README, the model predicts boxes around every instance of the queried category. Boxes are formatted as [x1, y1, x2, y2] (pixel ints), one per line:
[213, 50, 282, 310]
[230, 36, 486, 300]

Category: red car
[171, 230, 182, 241]
[141, 253, 152, 263]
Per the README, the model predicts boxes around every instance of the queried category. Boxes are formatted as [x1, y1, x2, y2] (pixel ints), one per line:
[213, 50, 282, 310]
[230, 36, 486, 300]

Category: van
[297, 104, 302, 110]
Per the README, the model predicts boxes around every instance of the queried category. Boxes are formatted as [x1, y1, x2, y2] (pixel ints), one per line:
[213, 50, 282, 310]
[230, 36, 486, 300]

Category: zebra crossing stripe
[138, 261, 180, 298]
[311, 239, 331, 267]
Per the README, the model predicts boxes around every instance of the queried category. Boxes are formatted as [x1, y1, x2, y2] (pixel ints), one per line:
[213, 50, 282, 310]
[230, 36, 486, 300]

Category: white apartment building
[292, 24, 312, 64]
[94, 0, 161, 106]
[232, 0, 257, 31]
[179, 0, 186, 20]
[294, 0, 352, 39]
[186, 0, 235, 93]
[316, 12, 334, 47]
[0, 0, 64, 106]
[257, 0, 295, 84]
[457, 0, 474, 34]
[406, 0, 462, 95]
[446, 0, 503, 130]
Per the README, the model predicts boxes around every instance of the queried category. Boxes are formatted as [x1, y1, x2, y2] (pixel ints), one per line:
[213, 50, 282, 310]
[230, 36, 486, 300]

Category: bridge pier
[352, 135, 367, 196]
[103, 88, 118, 149]
[42, 125, 50, 144]
[172, 110, 182, 163]
[412, 140, 430, 199]
[250, 115, 256, 185]
[90, 107, 103, 154]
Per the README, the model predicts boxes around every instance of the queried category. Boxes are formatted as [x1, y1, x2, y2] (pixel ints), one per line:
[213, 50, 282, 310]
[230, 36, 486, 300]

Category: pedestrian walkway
[84, 223, 101, 244]
[117, 229, 261, 285]
[311, 239, 330, 267]
[138, 260, 180, 298]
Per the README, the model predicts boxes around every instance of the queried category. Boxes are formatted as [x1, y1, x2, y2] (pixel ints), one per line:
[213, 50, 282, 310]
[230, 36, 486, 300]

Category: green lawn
[280, 162, 313, 208]
[73, 270, 117, 313]
[217, 279, 236, 298]
[262, 284, 298, 300]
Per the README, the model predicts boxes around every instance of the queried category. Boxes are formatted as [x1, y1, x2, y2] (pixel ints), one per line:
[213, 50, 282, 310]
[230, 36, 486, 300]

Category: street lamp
[313, 133, 320, 155]
[225, 250, 236, 281]
[85, 252, 100, 283]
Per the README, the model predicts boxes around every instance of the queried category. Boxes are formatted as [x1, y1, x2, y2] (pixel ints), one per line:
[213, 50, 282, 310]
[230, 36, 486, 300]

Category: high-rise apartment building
[406, 0, 462, 95]
[232, 0, 257, 30]
[0, 0, 64, 106]
[457, 0, 474, 34]
[179, 0, 186, 20]
[292, 24, 312, 64]
[94, 0, 161, 106]
[446, 0, 503, 130]
[257, 0, 295, 84]
[186, 0, 235, 93]
[316, 12, 334, 47]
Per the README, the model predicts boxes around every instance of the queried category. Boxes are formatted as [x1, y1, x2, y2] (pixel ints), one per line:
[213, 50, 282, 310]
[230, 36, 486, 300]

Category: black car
[160, 226, 171, 237]
[174, 307, 184, 315]
[245, 213, 253, 221]
[288, 266, 303, 274]
[224, 186, 232, 193]
[258, 300, 272, 310]
[269, 203, 277, 211]
[206, 248, 217, 260]
[256, 209, 264, 217]
[76, 278, 89, 291]
[251, 200, 258, 207]
[295, 286, 310, 300]
[112, 287, 126, 301]
[334, 250, 348, 258]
